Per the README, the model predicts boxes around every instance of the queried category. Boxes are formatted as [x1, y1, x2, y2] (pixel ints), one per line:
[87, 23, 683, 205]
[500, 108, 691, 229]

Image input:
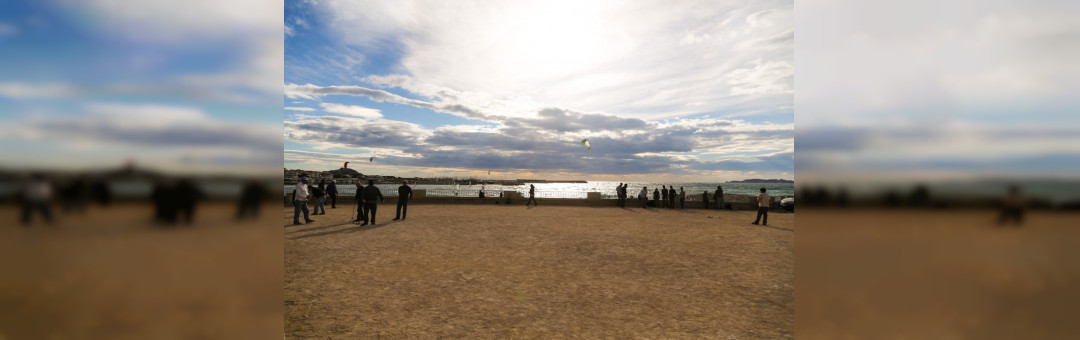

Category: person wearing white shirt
[292, 176, 314, 225]
[752, 187, 771, 226]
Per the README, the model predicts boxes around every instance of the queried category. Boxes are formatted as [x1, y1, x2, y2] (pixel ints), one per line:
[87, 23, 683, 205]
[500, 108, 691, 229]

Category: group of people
[290, 176, 415, 226]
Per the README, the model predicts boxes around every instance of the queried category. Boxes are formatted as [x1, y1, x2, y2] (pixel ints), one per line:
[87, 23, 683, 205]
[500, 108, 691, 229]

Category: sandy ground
[284, 203, 794, 339]
[0, 202, 283, 339]
[797, 209, 1080, 339]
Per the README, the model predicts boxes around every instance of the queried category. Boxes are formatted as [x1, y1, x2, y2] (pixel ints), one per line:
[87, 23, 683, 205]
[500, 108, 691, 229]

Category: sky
[284, 0, 794, 182]
[795, 0, 1079, 184]
[0, 0, 283, 176]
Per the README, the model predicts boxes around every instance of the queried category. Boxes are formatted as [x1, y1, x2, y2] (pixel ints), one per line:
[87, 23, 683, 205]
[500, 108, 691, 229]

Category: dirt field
[284, 204, 794, 339]
[0, 202, 283, 339]
[797, 209, 1080, 339]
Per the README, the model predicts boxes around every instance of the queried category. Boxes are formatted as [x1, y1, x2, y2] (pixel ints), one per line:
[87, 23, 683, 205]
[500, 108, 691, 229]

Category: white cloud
[0, 83, 78, 99]
[319, 103, 383, 120]
[315, 0, 793, 119]
[285, 106, 315, 111]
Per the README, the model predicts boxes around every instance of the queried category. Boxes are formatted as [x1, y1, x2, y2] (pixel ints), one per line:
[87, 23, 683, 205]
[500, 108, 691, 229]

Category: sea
[283, 181, 795, 199]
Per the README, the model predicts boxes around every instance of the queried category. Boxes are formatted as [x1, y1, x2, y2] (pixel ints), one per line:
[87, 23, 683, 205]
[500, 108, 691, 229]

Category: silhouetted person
[883, 189, 901, 207]
[237, 180, 266, 220]
[20, 173, 54, 225]
[661, 186, 668, 209]
[394, 180, 413, 220]
[353, 182, 366, 223]
[835, 186, 849, 208]
[702, 191, 710, 209]
[714, 186, 724, 210]
[998, 185, 1025, 225]
[910, 184, 930, 207]
[752, 187, 771, 226]
[91, 179, 111, 206]
[361, 180, 384, 225]
[152, 179, 177, 224]
[317, 179, 326, 192]
[310, 184, 327, 215]
[327, 180, 338, 208]
[292, 176, 314, 225]
[61, 175, 88, 214]
[639, 186, 648, 208]
[173, 178, 202, 225]
[526, 184, 538, 207]
[679, 187, 685, 209]
[652, 188, 660, 207]
[616, 183, 625, 207]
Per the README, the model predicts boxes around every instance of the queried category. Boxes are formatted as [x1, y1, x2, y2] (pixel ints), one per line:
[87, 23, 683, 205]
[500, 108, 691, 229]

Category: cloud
[285, 106, 315, 112]
[319, 103, 382, 119]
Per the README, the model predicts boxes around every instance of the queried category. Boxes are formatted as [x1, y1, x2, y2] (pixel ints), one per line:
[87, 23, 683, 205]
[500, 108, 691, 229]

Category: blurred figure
[61, 175, 89, 214]
[174, 178, 203, 225]
[394, 180, 412, 221]
[353, 182, 366, 223]
[998, 185, 1026, 225]
[152, 179, 177, 224]
[91, 178, 112, 206]
[715, 185, 724, 210]
[910, 184, 930, 207]
[310, 183, 327, 215]
[702, 191, 710, 209]
[237, 180, 266, 220]
[21, 173, 55, 225]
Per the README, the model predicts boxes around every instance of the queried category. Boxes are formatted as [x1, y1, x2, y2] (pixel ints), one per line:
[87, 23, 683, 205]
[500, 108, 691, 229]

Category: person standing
[652, 187, 660, 208]
[361, 180, 384, 225]
[310, 183, 327, 215]
[21, 173, 54, 225]
[394, 180, 413, 221]
[615, 183, 624, 207]
[353, 182, 366, 223]
[702, 191, 710, 209]
[679, 187, 685, 209]
[999, 185, 1026, 225]
[715, 185, 725, 210]
[639, 186, 648, 209]
[752, 187, 771, 226]
[327, 180, 338, 209]
[526, 184, 538, 207]
[668, 187, 676, 208]
[292, 176, 314, 225]
[237, 180, 265, 220]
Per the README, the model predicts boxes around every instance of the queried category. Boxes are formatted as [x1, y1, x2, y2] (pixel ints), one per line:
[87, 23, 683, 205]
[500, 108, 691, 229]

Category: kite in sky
[343, 162, 349, 169]
[369, 154, 376, 163]
[581, 139, 591, 150]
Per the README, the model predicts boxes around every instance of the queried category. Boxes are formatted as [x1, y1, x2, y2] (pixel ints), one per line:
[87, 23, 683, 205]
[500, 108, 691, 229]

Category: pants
[680, 198, 684, 209]
[999, 207, 1023, 225]
[396, 199, 408, 219]
[313, 196, 327, 214]
[329, 194, 337, 208]
[717, 199, 724, 210]
[293, 200, 311, 223]
[753, 207, 769, 225]
[640, 196, 647, 209]
[21, 202, 53, 225]
[704, 199, 709, 209]
[355, 201, 366, 222]
[527, 196, 537, 206]
[364, 202, 378, 223]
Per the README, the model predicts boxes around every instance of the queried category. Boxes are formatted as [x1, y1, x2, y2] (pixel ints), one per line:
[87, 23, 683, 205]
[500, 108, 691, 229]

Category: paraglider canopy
[581, 139, 591, 150]
[343, 162, 349, 169]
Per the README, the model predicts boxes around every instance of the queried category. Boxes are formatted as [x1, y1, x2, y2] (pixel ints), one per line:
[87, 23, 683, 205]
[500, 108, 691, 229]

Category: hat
[300, 176, 309, 181]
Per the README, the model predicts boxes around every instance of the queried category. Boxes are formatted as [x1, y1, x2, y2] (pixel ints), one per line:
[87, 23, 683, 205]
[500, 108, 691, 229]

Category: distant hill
[328, 167, 362, 178]
[726, 179, 794, 183]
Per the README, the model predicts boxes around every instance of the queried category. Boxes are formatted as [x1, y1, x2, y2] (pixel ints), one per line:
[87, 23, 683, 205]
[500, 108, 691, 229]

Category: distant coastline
[726, 179, 795, 184]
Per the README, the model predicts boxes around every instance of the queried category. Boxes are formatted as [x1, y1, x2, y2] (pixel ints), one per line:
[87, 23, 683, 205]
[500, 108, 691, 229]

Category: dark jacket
[398, 185, 412, 201]
[653, 189, 660, 200]
[661, 188, 668, 199]
[354, 185, 364, 202]
[362, 185, 383, 202]
[327, 183, 338, 196]
[715, 188, 724, 202]
[310, 185, 325, 198]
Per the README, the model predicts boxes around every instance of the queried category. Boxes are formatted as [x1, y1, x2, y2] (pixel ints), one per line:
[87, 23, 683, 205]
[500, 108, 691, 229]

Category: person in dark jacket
[652, 188, 660, 207]
[173, 178, 202, 225]
[353, 182, 366, 223]
[361, 180, 384, 225]
[679, 187, 685, 209]
[715, 185, 724, 210]
[394, 180, 413, 221]
[526, 184, 538, 207]
[327, 180, 338, 208]
[703, 191, 710, 209]
[310, 184, 326, 215]
[237, 180, 266, 220]
[668, 186, 676, 208]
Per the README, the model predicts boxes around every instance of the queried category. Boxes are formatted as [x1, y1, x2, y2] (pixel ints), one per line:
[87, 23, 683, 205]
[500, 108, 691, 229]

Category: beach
[797, 209, 1080, 339]
[0, 202, 284, 339]
[285, 203, 794, 338]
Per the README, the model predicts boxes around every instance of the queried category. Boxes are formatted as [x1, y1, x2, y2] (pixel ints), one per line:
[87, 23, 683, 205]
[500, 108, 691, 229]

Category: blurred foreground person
[237, 180, 266, 220]
[21, 173, 54, 225]
[998, 185, 1025, 225]
[152, 179, 177, 224]
[173, 178, 202, 225]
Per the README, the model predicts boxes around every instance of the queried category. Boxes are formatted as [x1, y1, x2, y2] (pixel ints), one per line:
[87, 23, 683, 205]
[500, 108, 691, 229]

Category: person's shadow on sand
[290, 220, 401, 240]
